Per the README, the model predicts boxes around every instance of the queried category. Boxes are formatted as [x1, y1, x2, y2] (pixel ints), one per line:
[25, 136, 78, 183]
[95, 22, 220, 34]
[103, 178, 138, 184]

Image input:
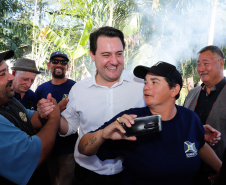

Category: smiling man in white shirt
[59, 26, 145, 185]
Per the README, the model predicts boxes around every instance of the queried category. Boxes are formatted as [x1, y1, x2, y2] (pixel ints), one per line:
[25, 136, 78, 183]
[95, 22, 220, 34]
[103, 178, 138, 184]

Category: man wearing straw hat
[11, 58, 41, 110]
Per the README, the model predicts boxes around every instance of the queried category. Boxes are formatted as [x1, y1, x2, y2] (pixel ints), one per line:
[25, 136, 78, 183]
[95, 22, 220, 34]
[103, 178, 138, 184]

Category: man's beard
[52, 68, 65, 79]
[6, 81, 15, 99]
[7, 92, 14, 99]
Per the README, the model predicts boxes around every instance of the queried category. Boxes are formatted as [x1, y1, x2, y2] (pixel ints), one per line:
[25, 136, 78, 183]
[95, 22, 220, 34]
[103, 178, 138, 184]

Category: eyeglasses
[51, 59, 68, 66]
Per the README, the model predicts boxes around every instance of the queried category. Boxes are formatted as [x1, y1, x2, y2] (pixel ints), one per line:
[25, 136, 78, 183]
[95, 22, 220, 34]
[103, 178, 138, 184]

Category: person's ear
[220, 58, 225, 70]
[12, 70, 16, 76]
[47, 62, 51, 69]
[90, 51, 95, 62]
[171, 84, 180, 98]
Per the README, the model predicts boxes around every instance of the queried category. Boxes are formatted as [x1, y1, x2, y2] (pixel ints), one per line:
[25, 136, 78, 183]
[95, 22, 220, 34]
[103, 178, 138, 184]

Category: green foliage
[176, 86, 188, 106]
[1, 0, 226, 88]
[221, 46, 226, 69]
[0, 0, 32, 57]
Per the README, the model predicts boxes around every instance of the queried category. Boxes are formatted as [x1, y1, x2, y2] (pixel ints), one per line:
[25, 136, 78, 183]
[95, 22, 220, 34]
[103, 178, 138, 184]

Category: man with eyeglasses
[35, 51, 77, 185]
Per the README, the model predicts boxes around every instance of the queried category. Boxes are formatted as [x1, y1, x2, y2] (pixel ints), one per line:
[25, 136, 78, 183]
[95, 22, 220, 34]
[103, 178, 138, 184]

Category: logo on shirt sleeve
[62, 94, 68, 99]
[19, 112, 27, 122]
[184, 141, 198, 158]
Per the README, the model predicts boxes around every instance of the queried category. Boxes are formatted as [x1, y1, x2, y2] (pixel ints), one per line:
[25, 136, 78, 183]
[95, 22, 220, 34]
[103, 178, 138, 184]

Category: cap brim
[4, 50, 14, 60]
[134, 65, 173, 79]
[0, 50, 14, 62]
[50, 55, 69, 61]
[134, 65, 152, 79]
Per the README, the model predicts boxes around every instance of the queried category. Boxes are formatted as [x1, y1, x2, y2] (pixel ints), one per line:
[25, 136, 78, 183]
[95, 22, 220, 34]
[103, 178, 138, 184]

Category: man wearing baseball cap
[78, 61, 222, 185]
[0, 50, 60, 185]
[35, 51, 77, 185]
[50, 51, 69, 62]
[11, 58, 41, 110]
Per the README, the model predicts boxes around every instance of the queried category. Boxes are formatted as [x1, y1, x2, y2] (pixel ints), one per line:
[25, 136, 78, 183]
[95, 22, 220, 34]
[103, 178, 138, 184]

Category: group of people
[1, 50, 78, 185]
[0, 26, 225, 185]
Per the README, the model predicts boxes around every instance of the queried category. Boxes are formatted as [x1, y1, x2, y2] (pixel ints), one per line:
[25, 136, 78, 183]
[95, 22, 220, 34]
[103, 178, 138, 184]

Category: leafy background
[1, 0, 226, 104]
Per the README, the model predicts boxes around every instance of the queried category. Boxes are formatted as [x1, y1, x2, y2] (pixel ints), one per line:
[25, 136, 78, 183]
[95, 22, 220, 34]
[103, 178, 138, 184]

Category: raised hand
[37, 93, 55, 119]
[204, 124, 221, 146]
[102, 114, 137, 141]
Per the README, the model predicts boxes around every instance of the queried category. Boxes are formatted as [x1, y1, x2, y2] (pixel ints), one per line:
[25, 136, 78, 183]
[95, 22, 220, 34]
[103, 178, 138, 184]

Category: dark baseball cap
[50, 51, 69, 61]
[133, 61, 183, 88]
[0, 50, 14, 62]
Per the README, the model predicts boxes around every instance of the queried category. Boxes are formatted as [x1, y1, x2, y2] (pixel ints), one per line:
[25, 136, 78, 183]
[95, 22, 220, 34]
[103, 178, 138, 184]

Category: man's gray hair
[198, 45, 224, 59]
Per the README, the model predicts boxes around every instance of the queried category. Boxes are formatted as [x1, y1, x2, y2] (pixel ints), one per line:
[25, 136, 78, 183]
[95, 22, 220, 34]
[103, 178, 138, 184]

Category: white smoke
[130, 0, 226, 68]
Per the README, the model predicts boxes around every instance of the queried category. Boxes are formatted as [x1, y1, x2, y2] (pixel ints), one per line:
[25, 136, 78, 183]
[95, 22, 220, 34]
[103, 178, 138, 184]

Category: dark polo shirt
[14, 89, 37, 110]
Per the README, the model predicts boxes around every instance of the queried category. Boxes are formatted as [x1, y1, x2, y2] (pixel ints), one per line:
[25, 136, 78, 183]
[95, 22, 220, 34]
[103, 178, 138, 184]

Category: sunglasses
[51, 59, 68, 66]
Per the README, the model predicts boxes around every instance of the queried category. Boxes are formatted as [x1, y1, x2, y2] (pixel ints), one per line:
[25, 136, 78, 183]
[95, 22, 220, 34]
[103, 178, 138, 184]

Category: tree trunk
[32, 0, 38, 59]
[208, 0, 218, 45]
[109, 0, 114, 26]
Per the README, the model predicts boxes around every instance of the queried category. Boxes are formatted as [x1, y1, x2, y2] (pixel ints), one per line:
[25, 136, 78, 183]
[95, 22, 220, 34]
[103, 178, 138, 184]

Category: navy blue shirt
[14, 89, 37, 110]
[96, 106, 205, 185]
[35, 79, 78, 155]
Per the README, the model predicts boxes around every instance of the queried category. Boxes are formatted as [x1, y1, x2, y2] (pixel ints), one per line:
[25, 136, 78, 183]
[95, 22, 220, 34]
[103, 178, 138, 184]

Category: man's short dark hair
[89, 26, 125, 55]
[198, 45, 224, 59]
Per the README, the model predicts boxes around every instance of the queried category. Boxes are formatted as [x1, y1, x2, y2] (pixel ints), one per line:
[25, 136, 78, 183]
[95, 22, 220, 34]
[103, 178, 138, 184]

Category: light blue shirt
[0, 108, 42, 185]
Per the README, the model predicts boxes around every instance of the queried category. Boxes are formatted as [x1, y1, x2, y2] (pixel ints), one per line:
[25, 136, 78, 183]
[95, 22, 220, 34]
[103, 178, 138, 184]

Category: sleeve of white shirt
[60, 85, 80, 136]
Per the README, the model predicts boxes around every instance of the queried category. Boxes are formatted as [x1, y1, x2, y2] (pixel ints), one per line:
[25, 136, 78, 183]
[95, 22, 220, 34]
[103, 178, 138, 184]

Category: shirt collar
[201, 77, 226, 92]
[87, 70, 131, 88]
[14, 91, 21, 100]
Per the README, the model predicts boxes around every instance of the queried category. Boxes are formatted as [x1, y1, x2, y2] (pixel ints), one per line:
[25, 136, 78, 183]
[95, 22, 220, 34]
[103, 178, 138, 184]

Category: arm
[36, 93, 66, 119]
[58, 96, 69, 113]
[32, 93, 55, 129]
[78, 130, 106, 156]
[78, 114, 137, 156]
[199, 142, 222, 173]
[36, 93, 70, 135]
[59, 116, 69, 135]
[204, 124, 221, 146]
[36, 98, 77, 136]
[31, 96, 60, 166]
[30, 111, 45, 129]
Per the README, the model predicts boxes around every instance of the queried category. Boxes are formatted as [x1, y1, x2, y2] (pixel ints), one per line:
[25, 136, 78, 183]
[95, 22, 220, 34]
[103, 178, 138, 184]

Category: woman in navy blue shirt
[78, 62, 222, 185]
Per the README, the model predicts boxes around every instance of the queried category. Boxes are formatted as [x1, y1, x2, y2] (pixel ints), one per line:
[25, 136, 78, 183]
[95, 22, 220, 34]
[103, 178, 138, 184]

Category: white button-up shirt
[61, 70, 145, 175]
